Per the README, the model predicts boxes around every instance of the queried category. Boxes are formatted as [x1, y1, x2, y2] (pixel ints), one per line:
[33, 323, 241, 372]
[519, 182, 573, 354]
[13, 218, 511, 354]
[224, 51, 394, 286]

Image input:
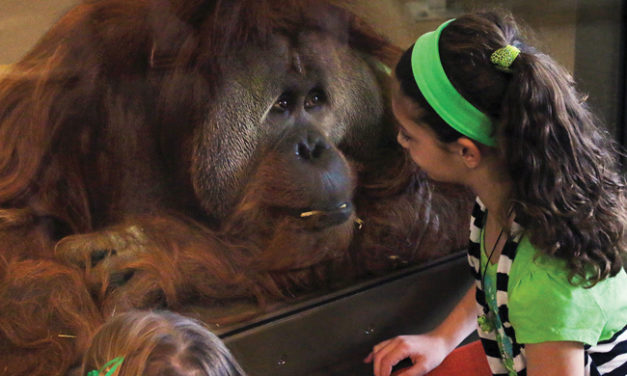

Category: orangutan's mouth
[298, 201, 353, 229]
[299, 202, 348, 218]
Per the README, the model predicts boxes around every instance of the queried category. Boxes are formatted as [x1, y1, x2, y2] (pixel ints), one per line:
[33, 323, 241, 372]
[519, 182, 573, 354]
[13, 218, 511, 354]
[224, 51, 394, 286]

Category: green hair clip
[87, 357, 124, 376]
[490, 45, 520, 73]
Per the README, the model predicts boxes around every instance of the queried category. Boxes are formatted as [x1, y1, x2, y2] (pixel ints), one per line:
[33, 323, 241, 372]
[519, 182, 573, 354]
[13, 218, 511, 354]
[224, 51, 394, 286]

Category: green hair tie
[411, 19, 496, 147]
[490, 45, 520, 73]
[87, 357, 124, 376]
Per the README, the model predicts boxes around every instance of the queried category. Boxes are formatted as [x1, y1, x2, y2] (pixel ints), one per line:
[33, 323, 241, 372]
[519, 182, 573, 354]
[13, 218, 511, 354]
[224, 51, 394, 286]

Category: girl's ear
[452, 137, 482, 168]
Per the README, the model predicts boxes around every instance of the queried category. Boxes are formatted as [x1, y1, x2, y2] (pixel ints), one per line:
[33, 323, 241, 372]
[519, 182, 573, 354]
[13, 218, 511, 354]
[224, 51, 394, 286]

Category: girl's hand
[363, 333, 449, 376]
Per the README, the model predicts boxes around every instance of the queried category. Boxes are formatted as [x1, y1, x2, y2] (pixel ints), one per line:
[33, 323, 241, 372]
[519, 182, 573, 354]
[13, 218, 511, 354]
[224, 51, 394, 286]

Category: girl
[81, 311, 246, 376]
[365, 11, 627, 376]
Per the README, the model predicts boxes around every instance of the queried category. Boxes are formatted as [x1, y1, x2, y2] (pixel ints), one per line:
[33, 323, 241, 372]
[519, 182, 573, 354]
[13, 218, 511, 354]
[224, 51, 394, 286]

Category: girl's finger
[365, 339, 392, 363]
[374, 340, 410, 376]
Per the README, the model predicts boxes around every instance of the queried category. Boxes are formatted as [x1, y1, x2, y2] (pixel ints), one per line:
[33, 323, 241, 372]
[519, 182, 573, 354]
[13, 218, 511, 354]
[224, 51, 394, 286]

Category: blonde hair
[81, 310, 246, 376]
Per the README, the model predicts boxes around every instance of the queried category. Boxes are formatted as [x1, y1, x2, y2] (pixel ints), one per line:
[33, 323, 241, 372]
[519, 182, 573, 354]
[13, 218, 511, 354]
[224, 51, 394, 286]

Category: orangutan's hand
[54, 224, 177, 313]
[55, 224, 147, 281]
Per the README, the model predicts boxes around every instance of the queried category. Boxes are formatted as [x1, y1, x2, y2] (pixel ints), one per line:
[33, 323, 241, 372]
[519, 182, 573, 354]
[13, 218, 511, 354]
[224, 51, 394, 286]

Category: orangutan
[0, 0, 472, 374]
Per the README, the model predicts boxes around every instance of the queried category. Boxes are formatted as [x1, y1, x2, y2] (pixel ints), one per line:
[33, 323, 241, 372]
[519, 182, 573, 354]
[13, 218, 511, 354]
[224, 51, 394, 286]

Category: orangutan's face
[192, 30, 385, 230]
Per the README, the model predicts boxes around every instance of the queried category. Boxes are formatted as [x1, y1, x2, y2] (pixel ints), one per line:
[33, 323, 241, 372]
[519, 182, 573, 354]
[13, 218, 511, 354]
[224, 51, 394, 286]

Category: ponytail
[500, 47, 626, 285]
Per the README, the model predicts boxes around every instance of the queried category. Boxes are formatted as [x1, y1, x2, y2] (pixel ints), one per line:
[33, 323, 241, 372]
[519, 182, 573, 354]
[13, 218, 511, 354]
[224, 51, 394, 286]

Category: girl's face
[391, 79, 462, 183]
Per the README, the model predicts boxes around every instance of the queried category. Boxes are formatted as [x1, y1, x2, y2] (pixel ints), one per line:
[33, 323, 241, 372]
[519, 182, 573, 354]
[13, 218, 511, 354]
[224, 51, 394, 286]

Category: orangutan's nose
[295, 132, 330, 161]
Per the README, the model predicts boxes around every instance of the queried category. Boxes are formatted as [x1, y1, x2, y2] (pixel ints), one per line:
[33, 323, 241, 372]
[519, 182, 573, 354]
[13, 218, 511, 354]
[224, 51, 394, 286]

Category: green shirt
[493, 236, 627, 345]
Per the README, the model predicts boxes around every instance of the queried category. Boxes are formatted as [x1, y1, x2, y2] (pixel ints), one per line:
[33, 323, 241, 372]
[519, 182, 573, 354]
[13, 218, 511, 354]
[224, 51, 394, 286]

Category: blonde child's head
[81, 310, 246, 376]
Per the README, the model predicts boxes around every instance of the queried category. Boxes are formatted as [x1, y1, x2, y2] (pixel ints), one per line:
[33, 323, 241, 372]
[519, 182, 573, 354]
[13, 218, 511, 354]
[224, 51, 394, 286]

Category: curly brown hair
[395, 10, 626, 286]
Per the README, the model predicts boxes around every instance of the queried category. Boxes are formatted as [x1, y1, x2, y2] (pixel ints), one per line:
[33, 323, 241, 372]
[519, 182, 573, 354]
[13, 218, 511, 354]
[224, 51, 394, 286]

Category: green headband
[87, 357, 124, 376]
[411, 19, 496, 147]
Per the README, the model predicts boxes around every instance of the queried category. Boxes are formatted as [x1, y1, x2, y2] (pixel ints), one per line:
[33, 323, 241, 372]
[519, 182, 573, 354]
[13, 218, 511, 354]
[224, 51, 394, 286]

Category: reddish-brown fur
[0, 1, 472, 374]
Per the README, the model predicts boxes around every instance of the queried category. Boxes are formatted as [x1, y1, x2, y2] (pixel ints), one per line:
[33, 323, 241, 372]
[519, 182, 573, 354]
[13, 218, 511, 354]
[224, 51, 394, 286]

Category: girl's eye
[398, 129, 412, 141]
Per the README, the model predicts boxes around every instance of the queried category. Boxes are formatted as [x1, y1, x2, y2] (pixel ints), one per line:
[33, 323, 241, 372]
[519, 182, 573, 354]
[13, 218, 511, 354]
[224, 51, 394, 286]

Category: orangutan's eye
[305, 90, 326, 109]
[272, 94, 291, 112]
